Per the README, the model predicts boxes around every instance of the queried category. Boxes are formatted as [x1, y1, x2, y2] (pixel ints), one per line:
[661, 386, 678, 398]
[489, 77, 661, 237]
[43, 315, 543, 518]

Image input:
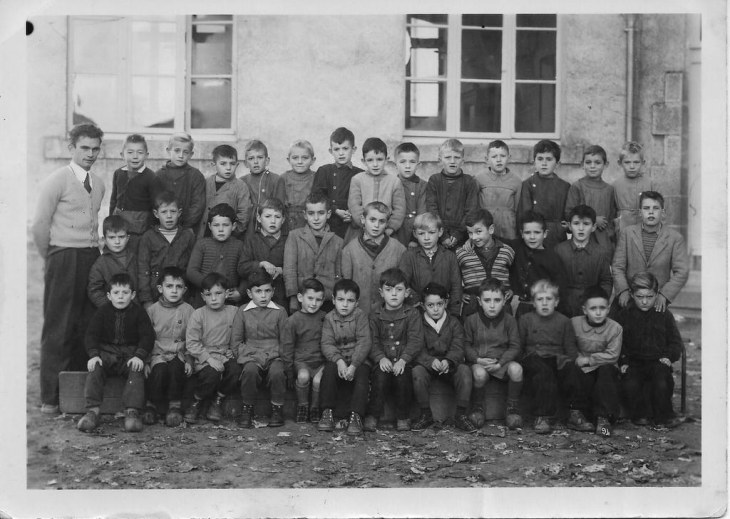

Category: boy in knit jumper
[311, 127, 363, 238]
[109, 134, 156, 254]
[238, 197, 288, 310]
[475, 140, 522, 240]
[280, 279, 327, 423]
[392, 142, 428, 248]
[283, 192, 343, 315]
[142, 267, 195, 427]
[456, 209, 515, 317]
[32, 123, 105, 414]
[152, 132, 206, 234]
[564, 145, 618, 258]
[345, 137, 406, 243]
[341, 201, 406, 315]
[198, 144, 252, 240]
[425, 139, 479, 250]
[411, 283, 473, 433]
[77, 274, 155, 433]
[518, 279, 592, 435]
[231, 271, 289, 428]
[137, 191, 197, 308]
[318, 279, 372, 435]
[613, 141, 654, 233]
[517, 139, 570, 249]
[242, 139, 286, 240]
[184, 273, 242, 424]
[88, 215, 140, 308]
[186, 203, 246, 308]
[282, 139, 317, 232]
[398, 212, 462, 316]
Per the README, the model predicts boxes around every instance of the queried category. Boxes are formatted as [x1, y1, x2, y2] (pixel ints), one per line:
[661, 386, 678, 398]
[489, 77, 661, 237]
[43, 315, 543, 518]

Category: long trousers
[147, 357, 187, 404]
[521, 355, 585, 416]
[576, 364, 620, 419]
[319, 361, 370, 417]
[412, 364, 472, 409]
[240, 359, 286, 405]
[195, 359, 242, 400]
[367, 365, 413, 420]
[623, 359, 675, 422]
[84, 351, 144, 410]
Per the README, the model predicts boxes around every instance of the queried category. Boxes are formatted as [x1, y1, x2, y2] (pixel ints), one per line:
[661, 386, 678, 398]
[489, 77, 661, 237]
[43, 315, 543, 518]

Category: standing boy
[241, 139, 286, 239]
[282, 139, 317, 232]
[392, 142, 428, 248]
[475, 140, 522, 240]
[613, 141, 654, 233]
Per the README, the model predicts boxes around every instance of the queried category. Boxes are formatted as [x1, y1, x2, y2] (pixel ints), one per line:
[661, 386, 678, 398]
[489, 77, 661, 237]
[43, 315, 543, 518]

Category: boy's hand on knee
[143, 364, 151, 378]
[379, 358, 393, 373]
[654, 295, 667, 313]
[485, 363, 501, 374]
[439, 360, 450, 374]
[336, 359, 348, 379]
[207, 357, 224, 372]
[393, 359, 406, 376]
[345, 365, 356, 381]
[575, 356, 590, 367]
[127, 357, 144, 372]
[431, 359, 442, 372]
[184, 362, 193, 376]
[659, 357, 671, 367]
[87, 356, 102, 372]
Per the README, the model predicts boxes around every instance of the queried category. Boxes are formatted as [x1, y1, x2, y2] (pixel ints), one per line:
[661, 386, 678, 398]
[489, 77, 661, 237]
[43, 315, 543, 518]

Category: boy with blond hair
[282, 139, 317, 231]
[613, 141, 655, 233]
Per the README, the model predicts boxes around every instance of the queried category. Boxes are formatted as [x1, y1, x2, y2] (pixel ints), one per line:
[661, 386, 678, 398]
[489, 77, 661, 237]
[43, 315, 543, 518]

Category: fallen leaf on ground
[582, 464, 606, 473]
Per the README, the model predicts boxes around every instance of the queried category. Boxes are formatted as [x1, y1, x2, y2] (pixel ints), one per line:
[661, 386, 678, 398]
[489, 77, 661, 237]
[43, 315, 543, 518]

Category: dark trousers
[84, 351, 145, 410]
[319, 361, 370, 417]
[194, 359, 242, 400]
[147, 357, 187, 405]
[522, 355, 585, 416]
[623, 359, 675, 422]
[412, 364, 472, 409]
[367, 365, 414, 420]
[240, 359, 286, 405]
[576, 365, 620, 419]
[41, 247, 100, 405]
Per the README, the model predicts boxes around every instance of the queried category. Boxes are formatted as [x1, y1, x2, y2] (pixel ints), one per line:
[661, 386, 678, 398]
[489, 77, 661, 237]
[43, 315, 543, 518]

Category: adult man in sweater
[32, 123, 106, 414]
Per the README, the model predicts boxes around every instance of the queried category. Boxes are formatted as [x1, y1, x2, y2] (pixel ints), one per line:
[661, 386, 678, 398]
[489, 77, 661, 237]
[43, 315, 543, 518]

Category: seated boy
[231, 271, 289, 428]
[364, 268, 424, 432]
[238, 197, 288, 309]
[184, 273, 242, 424]
[475, 140, 522, 240]
[282, 139, 317, 231]
[554, 205, 613, 318]
[392, 142, 427, 248]
[571, 286, 623, 437]
[142, 267, 195, 427]
[318, 279, 372, 435]
[341, 201, 406, 315]
[398, 212, 462, 316]
[612, 191, 689, 313]
[518, 279, 592, 435]
[137, 191, 197, 308]
[281, 278, 327, 423]
[464, 278, 523, 430]
[199, 144, 252, 239]
[88, 215, 140, 308]
[241, 139, 286, 240]
[456, 208, 515, 317]
[77, 274, 155, 433]
[109, 133, 156, 254]
[613, 272, 683, 428]
[411, 283, 472, 432]
[283, 192, 343, 315]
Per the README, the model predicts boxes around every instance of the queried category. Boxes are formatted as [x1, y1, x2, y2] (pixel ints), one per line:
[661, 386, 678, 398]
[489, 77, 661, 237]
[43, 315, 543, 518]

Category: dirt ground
[25, 238, 702, 489]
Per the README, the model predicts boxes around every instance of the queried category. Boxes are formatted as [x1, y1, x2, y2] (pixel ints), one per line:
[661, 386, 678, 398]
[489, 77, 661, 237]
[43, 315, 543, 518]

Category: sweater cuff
[134, 348, 149, 361]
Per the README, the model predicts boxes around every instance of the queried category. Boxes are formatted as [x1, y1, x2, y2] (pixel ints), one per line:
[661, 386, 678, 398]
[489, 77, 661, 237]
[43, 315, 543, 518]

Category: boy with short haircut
[77, 274, 155, 433]
[613, 272, 683, 428]
[518, 279, 592, 435]
[398, 212, 463, 316]
[137, 191, 197, 308]
[341, 201, 406, 315]
[564, 145, 617, 257]
[184, 273, 242, 424]
[425, 139, 479, 249]
[318, 279, 372, 435]
[346, 137, 406, 243]
[364, 268, 424, 432]
[281, 278, 327, 423]
[475, 140, 522, 239]
[153, 132, 206, 234]
[463, 278, 523, 430]
[241, 139, 286, 239]
[142, 267, 195, 427]
[517, 139, 570, 249]
[570, 286, 623, 437]
[456, 208, 515, 317]
[283, 192, 343, 315]
[392, 142, 428, 248]
[311, 127, 363, 238]
[238, 197, 288, 310]
[282, 139, 317, 231]
[231, 271, 289, 428]
[198, 144, 252, 239]
[109, 133, 156, 254]
[186, 203, 246, 308]
[411, 283, 473, 432]
[88, 215, 140, 308]
[554, 205, 613, 318]
[612, 190, 689, 313]
[613, 141, 654, 233]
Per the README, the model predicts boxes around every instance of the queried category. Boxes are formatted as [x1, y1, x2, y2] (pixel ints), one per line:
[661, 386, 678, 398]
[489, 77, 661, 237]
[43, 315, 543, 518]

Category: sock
[471, 386, 487, 407]
[311, 387, 320, 408]
[295, 381, 310, 406]
[508, 379, 523, 401]
[420, 406, 432, 419]
[89, 406, 100, 415]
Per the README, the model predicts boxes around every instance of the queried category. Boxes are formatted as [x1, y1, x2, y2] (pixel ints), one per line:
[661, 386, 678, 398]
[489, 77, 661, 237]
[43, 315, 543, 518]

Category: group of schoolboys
[34, 123, 688, 439]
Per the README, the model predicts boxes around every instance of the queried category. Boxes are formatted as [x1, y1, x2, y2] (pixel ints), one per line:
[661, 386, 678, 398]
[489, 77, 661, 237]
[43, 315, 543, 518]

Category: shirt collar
[243, 300, 280, 311]
[121, 165, 147, 173]
[570, 240, 593, 253]
[336, 161, 353, 170]
[580, 316, 608, 332]
[424, 312, 447, 330]
[641, 222, 662, 234]
[69, 161, 91, 186]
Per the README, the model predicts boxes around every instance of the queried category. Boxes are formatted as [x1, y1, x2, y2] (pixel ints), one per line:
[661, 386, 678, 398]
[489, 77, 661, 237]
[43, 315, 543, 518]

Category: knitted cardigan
[186, 237, 245, 293]
[85, 301, 155, 360]
[456, 238, 515, 292]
